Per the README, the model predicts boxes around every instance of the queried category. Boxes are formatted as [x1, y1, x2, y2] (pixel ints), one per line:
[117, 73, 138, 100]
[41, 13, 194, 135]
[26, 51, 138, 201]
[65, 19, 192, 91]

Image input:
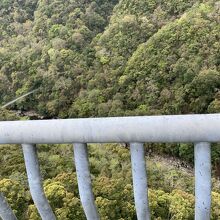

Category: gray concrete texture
[0, 114, 220, 144]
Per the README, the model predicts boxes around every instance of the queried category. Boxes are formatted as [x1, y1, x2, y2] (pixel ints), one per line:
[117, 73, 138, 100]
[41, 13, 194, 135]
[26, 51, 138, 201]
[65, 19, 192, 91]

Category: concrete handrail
[0, 114, 216, 220]
[0, 114, 220, 144]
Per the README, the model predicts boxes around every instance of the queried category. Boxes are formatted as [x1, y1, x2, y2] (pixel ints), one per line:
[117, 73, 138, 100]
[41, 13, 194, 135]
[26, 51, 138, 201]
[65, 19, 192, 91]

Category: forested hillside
[1, 0, 219, 118]
[0, 0, 220, 219]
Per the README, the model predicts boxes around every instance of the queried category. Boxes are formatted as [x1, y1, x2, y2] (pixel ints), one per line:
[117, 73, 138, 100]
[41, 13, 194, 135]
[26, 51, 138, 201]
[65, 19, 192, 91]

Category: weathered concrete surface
[0, 114, 220, 144]
[0, 193, 17, 220]
[130, 143, 150, 220]
[73, 143, 100, 220]
[194, 142, 211, 220]
[22, 144, 56, 220]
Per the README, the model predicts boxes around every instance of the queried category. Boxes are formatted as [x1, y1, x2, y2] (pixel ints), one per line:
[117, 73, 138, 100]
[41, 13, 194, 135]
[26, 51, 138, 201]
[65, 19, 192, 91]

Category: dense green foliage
[0, 0, 219, 118]
[1, 0, 220, 219]
[120, 3, 220, 115]
[0, 0, 118, 117]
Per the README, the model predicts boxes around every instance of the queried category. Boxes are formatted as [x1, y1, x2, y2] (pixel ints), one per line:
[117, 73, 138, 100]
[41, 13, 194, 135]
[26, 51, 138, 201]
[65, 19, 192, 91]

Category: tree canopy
[0, 0, 220, 219]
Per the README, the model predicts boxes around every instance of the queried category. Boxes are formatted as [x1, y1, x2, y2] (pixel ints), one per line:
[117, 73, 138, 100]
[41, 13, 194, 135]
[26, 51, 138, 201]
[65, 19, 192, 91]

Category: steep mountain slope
[2, 0, 220, 119]
[0, 0, 119, 117]
[120, 2, 220, 115]
[69, 0, 205, 117]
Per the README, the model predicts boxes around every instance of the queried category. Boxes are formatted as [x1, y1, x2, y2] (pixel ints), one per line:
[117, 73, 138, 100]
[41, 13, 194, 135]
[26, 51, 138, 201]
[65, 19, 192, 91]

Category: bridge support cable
[22, 144, 56, 220]
[0, 193, 17, 220]
[194, 142, 211, 220]
[130, 143, 150, 220]
[73, 143, 100, 220]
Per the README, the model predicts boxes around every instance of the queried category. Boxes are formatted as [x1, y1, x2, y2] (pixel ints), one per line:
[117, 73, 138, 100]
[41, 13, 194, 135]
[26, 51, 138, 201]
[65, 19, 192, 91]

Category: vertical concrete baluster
[194, 142, 211, 220]
[0, 193, 17, 220]
[130, 142, 150, 220]
[22, 144, 56, 220]
[73, 143, 100, 220]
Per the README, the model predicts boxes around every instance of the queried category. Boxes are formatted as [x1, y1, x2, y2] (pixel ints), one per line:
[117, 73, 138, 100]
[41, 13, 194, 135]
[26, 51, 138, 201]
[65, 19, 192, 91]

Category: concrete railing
[0, 114, 219, 220]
